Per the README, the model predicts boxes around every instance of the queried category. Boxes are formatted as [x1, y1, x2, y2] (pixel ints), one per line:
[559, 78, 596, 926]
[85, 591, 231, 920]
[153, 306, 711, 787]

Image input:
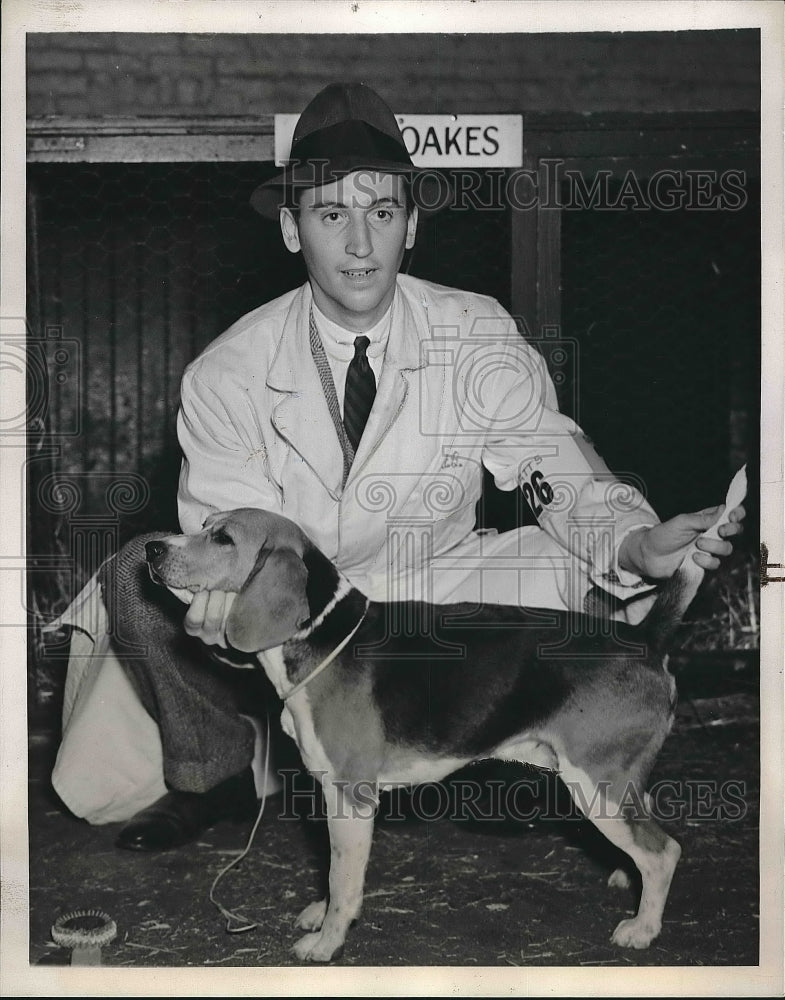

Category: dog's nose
[145, 540, 167, 563]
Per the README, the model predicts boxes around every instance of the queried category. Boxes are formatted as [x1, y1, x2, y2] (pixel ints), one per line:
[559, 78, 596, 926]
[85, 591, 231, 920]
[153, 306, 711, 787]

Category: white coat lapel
[267, 288, 345, 498]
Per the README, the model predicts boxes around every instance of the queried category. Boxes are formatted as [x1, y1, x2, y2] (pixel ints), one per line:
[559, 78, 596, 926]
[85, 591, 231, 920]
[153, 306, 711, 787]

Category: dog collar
[283, 601, 370, 702]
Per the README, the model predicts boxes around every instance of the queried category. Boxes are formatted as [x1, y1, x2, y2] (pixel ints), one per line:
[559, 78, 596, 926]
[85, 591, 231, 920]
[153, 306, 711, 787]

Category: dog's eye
[212, 528, 235, 546]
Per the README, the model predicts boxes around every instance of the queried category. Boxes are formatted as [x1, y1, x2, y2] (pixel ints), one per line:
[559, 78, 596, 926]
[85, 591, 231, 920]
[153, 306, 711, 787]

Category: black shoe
[115, 766, 258, 852]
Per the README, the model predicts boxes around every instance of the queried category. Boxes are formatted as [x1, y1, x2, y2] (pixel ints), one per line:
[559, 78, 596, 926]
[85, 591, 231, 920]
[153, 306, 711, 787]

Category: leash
[208, 709, 273, 934]
[284, 601, 370, 702]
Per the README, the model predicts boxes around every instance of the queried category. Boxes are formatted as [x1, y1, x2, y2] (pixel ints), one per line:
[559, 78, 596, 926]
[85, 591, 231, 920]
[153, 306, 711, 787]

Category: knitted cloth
[98, 533, 256, 793]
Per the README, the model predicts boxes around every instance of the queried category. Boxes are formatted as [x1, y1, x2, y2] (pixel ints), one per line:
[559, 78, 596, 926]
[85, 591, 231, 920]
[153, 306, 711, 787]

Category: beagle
[145, 506, 713, 963]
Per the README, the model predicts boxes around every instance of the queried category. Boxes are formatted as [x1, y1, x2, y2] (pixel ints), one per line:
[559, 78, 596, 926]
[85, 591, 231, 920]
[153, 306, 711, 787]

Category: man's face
[280, 171, 418, 332]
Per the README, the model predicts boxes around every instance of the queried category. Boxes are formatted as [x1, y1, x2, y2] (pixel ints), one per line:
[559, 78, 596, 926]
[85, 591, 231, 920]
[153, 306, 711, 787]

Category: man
[51, 83, 744, 850]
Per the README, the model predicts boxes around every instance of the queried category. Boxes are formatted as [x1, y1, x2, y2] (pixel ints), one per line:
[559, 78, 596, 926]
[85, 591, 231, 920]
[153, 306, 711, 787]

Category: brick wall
[26, 30, 760, 118]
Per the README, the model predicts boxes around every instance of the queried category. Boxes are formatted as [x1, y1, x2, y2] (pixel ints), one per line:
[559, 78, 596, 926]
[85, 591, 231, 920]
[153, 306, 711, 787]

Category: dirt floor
[26, 656, 760, 975]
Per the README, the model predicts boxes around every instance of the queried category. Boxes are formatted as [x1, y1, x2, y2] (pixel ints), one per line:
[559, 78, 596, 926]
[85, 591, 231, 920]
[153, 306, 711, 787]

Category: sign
[274, 114, 522, 168]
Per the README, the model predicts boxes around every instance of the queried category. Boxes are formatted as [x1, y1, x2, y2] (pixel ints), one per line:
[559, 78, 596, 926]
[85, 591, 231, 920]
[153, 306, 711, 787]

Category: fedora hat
[250, 82, 452, 219]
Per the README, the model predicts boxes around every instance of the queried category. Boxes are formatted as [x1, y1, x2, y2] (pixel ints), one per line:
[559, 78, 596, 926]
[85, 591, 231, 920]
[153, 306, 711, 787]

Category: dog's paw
[607, 867, 632, 890]
[295, 899, 327, 932]
[610, 916, 659, 949]
[292, 931, 344, 963]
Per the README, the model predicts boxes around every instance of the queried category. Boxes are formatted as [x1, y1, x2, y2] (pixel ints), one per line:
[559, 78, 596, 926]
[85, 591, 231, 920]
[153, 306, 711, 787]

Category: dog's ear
[225, 546, 309, 653]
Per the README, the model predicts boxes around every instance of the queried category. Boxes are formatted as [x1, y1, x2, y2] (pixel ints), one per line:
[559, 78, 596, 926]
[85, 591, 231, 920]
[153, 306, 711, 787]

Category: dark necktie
[343, 335, 376, 453]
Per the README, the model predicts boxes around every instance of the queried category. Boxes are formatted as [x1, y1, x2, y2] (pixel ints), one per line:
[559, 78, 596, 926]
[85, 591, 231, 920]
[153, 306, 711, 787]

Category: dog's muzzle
[145, 539, 168, 582]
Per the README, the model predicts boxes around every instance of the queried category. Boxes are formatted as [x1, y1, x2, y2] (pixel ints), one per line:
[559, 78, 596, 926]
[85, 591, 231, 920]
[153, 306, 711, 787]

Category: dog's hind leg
[557, 758, 681, 949]
[292, 777, 377, 963]
[606, 789, 659, 891]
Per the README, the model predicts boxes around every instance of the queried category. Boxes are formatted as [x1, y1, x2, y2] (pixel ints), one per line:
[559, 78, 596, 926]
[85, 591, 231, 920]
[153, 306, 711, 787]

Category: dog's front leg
[293, 776, 376, 963]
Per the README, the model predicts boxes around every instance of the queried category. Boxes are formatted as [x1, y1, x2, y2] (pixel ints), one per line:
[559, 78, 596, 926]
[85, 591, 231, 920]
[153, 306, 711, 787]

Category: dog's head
[146, 508, 331, 653]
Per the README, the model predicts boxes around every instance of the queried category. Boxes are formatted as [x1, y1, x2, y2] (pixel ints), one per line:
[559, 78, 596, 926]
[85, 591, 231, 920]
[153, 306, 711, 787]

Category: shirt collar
[311, 299, 393, 361]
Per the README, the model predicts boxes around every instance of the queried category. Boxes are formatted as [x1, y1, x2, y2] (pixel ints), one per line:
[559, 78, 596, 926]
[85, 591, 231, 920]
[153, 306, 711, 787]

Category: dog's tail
[641, 465, 747, 654]
[641, 560, 707, 654]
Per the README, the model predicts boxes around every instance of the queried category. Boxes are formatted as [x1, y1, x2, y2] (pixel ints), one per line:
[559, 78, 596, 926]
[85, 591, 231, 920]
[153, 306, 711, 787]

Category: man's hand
[618, 505, 746, 581]
[183, 589, 238, 648]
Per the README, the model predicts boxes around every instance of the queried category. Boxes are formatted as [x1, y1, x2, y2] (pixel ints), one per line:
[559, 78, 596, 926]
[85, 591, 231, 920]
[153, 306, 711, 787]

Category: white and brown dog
[145, 504, 726, 962]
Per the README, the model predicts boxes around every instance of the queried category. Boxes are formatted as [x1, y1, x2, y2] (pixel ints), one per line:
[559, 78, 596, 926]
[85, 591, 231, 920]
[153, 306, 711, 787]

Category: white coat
[177, 274, 659, 606]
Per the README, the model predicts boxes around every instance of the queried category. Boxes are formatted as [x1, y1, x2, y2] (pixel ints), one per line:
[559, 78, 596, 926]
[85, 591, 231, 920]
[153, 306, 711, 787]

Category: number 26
[522, 470, 554, 517]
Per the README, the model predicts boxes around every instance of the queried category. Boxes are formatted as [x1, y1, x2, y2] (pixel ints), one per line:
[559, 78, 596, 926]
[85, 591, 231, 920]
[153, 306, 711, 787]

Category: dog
[145, 505, 723, 962]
